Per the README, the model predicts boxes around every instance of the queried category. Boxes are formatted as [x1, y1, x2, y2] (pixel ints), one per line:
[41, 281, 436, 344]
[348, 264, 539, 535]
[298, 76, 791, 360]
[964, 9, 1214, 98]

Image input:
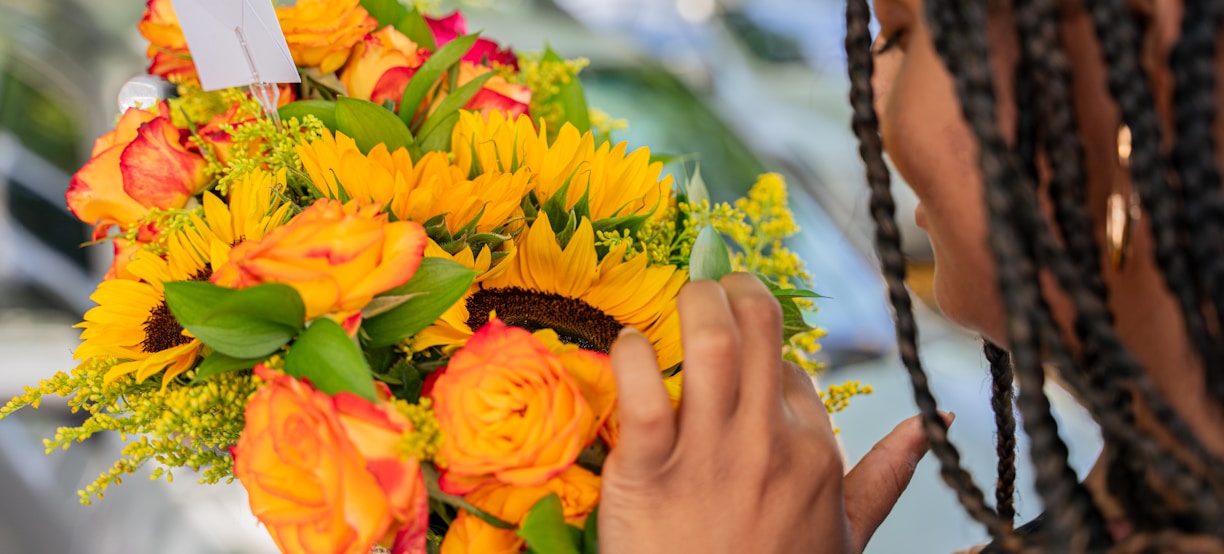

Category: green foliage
[335, 96, 414, 154]
[284, 318, 377, 401]
[519, 494, 583, 554]
[689, 225, 733, 281]
[164, 282, 305, 359]
[363, 258, 478, 348]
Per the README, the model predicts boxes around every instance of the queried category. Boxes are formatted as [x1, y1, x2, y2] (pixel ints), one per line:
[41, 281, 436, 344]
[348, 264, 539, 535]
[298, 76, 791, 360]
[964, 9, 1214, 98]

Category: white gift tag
[170, 0, 301, 91]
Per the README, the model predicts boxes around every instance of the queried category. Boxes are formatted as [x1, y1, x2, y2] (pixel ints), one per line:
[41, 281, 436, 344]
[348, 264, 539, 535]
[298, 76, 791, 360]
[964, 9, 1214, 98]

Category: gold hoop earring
[1106, 125, 1141, 269]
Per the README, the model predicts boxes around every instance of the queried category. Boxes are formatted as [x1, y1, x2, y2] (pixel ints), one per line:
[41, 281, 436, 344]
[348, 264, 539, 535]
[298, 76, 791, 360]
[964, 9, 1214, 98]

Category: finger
[720, 273, 784, 417]
[609, 327, 676, 470]
[843, 413, 952, 552]
[781, 361, 832, 434]
[677, 279, 741, 420]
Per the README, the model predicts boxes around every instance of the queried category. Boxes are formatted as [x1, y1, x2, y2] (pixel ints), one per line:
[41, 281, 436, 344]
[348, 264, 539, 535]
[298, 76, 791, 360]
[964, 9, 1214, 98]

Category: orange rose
[66, 107, 208, 241]
[234, 366, 428, 554]
[138, 0, 197, 84]
[341, 26, 426, 106]
[453, 62, 531, 120]
[427, 319, 597, 494]
[439, 511, 523, 554]
[441, 466, 600, 553]
[277, 0, 377, 74]
[210, 199, 427, 320]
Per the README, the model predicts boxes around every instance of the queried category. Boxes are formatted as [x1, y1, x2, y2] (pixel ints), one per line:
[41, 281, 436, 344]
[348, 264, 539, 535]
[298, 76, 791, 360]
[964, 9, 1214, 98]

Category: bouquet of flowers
[1, 1, 869, 552]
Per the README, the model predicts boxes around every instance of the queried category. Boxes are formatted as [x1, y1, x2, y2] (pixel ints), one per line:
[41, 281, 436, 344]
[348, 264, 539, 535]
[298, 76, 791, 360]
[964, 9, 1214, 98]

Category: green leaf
[362, 258, 477, 347]
[543, 46, 590, 135]
[285, 318, 377, 401]
[417, 111, 461, 153]
[192, 351, 268, 382]
[687, 163, 710, 206]
[164, 282, 305, 359]
[278, 100, 337, 131]
[395, 9, 437, 52]
[416, 71, 496, 150]
[359, 0, 408, 28]
[689, 225, 733, 281]
[399, 34, 479, 128]
[361, 291, 429, 319]
[334, 96, 414, 154]
[519, 494, 583, 554]
[582, 506, 599, 554]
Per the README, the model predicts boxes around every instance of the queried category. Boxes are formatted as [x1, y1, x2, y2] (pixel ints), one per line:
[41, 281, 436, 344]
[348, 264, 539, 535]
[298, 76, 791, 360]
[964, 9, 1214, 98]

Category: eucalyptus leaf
[399, 34, 479, 129]
[334, 96, 414, 154]
[363, 258, 477, 347]
[164, 282, 305, 359]
[519, 494, 583, 554]
[689, 225, 733, 281]
[284, 319, 377, 401]
[278, 100, 337, 131]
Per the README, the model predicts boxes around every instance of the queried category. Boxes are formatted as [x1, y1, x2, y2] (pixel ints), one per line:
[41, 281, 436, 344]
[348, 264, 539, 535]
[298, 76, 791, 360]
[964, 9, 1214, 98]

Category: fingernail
[619, 326, 643, 338]
[938, 410, 956, 425]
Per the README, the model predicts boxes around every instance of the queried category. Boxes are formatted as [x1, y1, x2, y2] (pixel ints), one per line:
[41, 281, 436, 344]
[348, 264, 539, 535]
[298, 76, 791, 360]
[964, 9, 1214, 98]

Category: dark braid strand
[845, 0, 1016, 543]
[926, 0, 1108, 548]
[1170, 0, 1224, 403]
[986, 342, 1018, 525]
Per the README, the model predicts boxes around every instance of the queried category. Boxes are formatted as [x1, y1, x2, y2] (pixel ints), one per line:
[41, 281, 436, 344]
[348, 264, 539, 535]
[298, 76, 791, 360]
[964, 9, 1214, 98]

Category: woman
[597, 0, 1224, 551]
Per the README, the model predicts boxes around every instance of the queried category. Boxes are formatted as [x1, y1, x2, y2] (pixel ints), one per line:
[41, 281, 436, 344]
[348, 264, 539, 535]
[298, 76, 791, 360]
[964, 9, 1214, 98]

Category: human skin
[599, 0, 1224, 551]
[598, 274, 947, 553]
[870, 0, 1224, 458]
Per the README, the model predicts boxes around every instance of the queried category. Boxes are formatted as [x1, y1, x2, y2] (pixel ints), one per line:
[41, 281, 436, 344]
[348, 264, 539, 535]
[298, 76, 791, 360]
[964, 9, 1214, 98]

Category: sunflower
[415, 211, 685, 369]
[296, 131, 527, 277]
[74, 170, 290, 388]
[451, 111, 674, 223]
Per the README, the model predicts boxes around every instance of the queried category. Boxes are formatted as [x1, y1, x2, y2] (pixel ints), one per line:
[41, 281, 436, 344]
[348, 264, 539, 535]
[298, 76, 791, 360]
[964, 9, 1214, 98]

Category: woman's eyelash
[873, 32, 905, 55]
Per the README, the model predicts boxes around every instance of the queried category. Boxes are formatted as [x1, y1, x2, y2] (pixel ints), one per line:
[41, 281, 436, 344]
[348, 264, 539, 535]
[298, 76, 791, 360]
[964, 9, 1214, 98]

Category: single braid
[927, 0, 1109, 548]
[986, 342, 1018, 525]
[845, 0, 1017, 544]
[1170, 0, 1224, 403]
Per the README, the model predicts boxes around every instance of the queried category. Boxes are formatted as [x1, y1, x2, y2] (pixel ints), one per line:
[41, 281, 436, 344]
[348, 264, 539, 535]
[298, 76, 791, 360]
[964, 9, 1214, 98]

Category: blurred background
[0, 0, 1101, 552]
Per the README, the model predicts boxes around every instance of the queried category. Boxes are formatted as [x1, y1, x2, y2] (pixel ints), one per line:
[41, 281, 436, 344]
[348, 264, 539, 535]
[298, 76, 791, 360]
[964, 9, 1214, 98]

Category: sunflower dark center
[466, 287, 622, 352]
[142, 302, 191, 353]
[140, 266, 212, 354]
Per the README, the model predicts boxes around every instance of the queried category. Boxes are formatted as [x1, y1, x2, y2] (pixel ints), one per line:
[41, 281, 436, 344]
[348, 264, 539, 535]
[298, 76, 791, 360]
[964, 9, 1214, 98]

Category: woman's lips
[915, 203, 928, 230]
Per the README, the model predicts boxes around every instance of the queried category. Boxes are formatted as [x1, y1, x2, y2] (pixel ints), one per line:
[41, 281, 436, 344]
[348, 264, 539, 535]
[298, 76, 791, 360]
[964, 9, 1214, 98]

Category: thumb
[843, 412, 952, 553]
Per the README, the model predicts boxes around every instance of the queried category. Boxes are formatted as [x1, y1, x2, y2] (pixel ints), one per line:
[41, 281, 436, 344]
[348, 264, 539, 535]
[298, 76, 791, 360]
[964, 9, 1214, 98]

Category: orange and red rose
[233, 366, 428, 554]
[138, 0, 197, 84]
[426, 11, 518, 69]
[440, 465, 601, 553]
[341, 26, 426, 107]
[277, 0, 377, 74]
[427, 319, 616, 495]
[210, 198, 427, 320]
[66, 105, 208, 278]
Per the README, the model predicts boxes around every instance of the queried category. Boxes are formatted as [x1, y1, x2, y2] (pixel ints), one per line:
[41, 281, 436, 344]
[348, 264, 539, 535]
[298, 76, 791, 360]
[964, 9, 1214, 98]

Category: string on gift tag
[234, 4, 282, 127]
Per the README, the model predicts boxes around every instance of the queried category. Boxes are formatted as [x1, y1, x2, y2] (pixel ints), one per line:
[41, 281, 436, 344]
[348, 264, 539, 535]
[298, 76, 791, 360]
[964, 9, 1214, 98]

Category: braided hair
[846, 0, 1224, 549]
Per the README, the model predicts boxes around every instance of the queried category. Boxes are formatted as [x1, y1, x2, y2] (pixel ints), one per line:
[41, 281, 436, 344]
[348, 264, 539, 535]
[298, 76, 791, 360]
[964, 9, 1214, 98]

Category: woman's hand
[598, 273, 940, 554]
